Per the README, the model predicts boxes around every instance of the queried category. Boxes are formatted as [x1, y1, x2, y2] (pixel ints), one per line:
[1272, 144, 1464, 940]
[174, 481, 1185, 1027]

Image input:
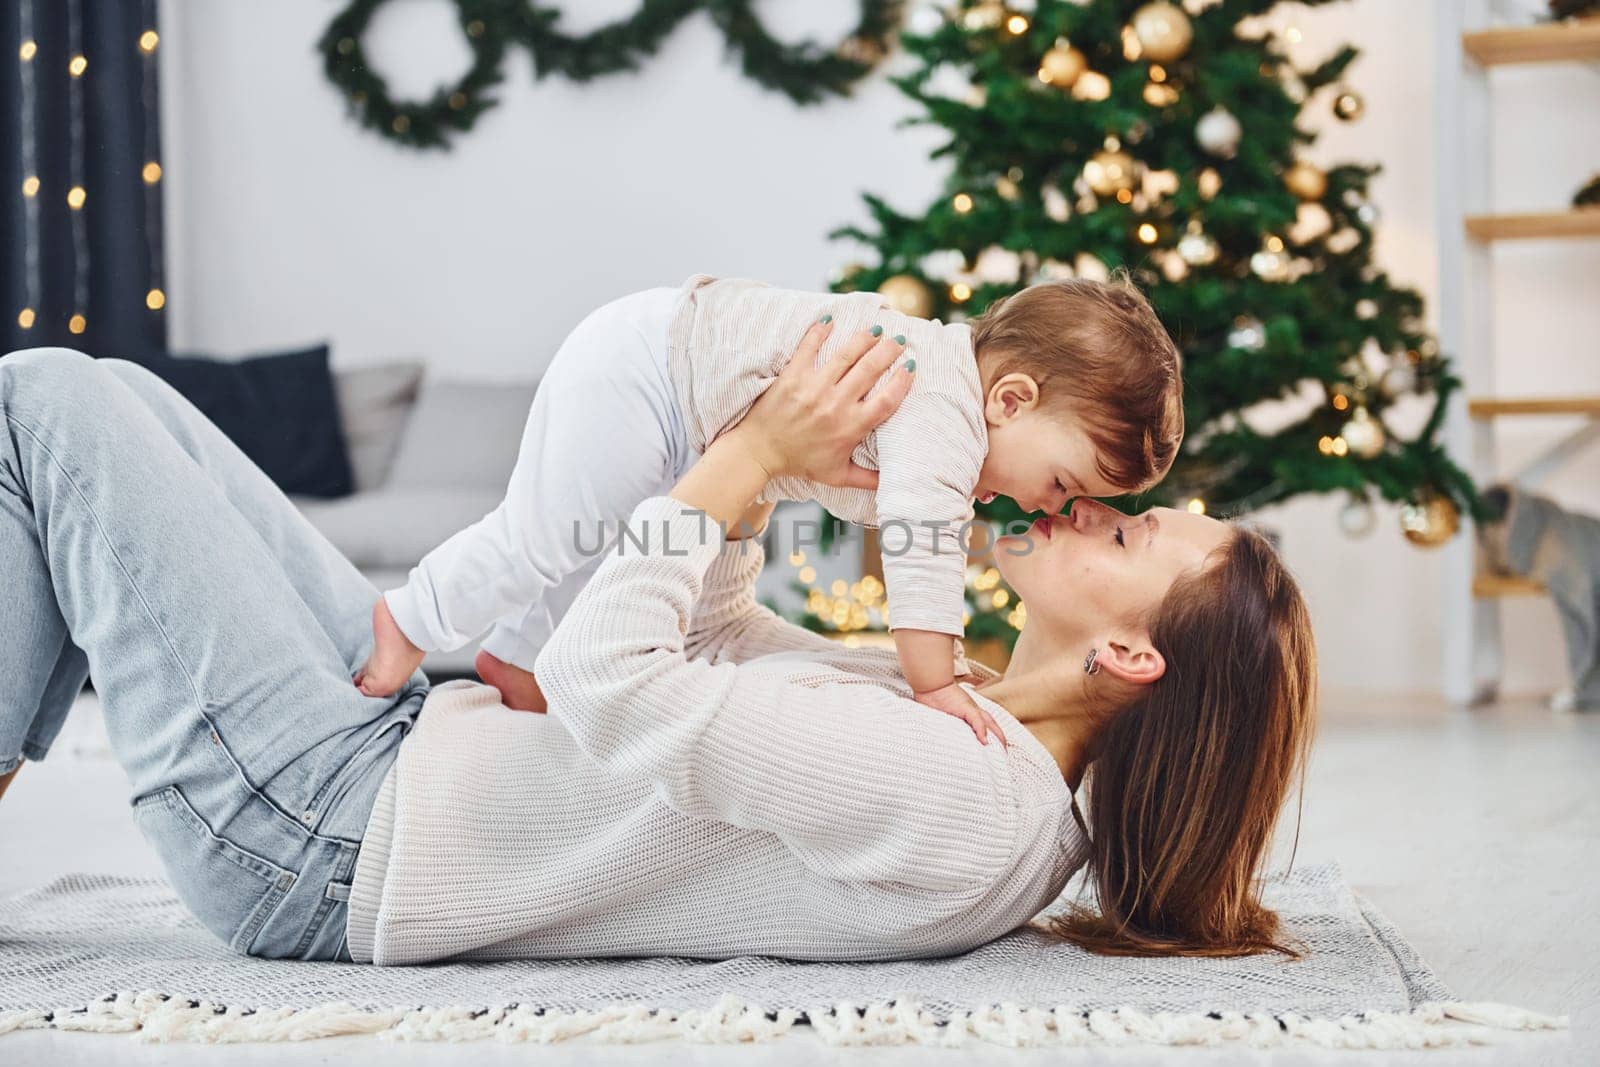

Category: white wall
[156, 0, 1599, 701]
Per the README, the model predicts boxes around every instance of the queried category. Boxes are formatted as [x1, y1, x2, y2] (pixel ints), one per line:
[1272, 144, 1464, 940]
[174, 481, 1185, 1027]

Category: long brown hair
[1043, 525, 1318, 957]
[969, 271, 1184, 492]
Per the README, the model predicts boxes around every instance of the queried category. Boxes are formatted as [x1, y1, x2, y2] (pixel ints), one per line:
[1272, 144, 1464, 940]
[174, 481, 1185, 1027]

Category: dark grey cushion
[141, 344, 354, 498]
[332, 362, 426, 492]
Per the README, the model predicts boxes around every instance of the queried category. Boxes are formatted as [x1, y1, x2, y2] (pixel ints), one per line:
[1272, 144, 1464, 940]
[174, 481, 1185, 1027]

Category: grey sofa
[293, 363, 538, 675]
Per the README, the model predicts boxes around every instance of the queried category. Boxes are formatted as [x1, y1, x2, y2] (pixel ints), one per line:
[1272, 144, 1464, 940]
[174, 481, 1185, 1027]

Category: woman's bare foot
[354, 598, 426, 697]
[476, 649, 548, 713]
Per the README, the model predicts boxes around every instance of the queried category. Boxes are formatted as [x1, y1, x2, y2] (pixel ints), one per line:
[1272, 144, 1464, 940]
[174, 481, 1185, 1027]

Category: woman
[0, 327, 1314, 964]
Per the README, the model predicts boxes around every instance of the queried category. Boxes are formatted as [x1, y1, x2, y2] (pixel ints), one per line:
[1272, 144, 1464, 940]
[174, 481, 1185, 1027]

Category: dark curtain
[3, 0, 165, 357]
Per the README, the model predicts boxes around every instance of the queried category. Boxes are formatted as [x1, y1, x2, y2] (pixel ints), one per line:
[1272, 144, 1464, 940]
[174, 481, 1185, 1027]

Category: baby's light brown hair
[970, 271, 1184, 493]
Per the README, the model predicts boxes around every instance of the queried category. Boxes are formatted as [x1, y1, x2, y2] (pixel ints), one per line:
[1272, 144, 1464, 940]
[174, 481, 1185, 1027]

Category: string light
[1187, 498, 1207, 515]
[952, 192, 973, 213]
[1006, 14, 1029, 34]
[138, 0, 167, 323]
[66, 0, 90, 336]
[15, 2, 41, 335]
[950, 282, 972, 301]
[1137, 222, 1159, 243]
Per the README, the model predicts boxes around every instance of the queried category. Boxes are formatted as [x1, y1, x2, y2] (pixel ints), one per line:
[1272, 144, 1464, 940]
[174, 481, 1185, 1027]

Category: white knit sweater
[668, 273, 986, 636]
[347, 496, 1086, 966]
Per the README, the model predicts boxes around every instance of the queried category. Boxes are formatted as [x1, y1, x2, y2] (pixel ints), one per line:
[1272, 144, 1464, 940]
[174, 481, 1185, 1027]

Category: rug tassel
[0, 992, 1566, 1048]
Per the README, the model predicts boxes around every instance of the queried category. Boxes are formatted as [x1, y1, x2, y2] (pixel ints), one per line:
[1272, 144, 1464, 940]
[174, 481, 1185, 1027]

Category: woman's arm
[535, 498, 1018, 891]
[534, 321, 1021, 890]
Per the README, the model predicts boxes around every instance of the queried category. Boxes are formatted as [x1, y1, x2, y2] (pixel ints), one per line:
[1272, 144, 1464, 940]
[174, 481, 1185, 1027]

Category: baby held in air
[355, 271, 1184, 741]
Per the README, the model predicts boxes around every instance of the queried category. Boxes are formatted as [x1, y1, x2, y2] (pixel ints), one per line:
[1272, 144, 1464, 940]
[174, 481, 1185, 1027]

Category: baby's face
[976, 405, 1125, 515]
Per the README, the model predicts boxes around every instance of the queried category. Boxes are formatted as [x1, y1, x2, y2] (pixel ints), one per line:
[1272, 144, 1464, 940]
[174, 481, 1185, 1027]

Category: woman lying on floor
[0, 330, 1315, 964]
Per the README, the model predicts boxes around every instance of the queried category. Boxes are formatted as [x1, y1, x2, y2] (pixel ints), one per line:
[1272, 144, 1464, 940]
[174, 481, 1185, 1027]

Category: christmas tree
[794, 0, 1480, 648]
[839, 0, 1478, 523]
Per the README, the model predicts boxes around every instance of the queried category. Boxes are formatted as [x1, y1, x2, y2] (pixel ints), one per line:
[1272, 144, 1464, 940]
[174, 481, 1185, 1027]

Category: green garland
[320, 0, 904, 150]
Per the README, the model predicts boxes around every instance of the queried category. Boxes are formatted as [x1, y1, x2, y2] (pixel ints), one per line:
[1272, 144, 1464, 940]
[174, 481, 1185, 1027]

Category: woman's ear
[984, 372, 1042, 424]
[1095, 634, 1166, 688]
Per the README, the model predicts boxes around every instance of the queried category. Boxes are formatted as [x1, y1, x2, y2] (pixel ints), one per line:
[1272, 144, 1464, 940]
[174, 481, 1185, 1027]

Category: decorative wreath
[319, 0, 905, 150]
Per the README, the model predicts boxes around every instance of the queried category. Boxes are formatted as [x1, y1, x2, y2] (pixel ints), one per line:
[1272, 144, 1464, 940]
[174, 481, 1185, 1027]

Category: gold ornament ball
[1143, 81, 1181, 107]
[1339, 406, 1386, 459]
[1289, 202, 1332, 243]
[1130, 2, 1193, 63]
[1083, 148, 1139, 197]
[878, 274, 934, 318]
[963, 0, 1005, 30]
[1039, 43, 1087, 88]
[1285, 161, 1327, 201]
[1333, 89, 1365, 122]
[1400, 493, 1461, 548]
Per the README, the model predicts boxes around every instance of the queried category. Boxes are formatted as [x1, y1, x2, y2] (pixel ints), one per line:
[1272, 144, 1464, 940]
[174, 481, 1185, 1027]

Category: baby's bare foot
[475, 649, 548, 713]
[354, 599, 425, 697]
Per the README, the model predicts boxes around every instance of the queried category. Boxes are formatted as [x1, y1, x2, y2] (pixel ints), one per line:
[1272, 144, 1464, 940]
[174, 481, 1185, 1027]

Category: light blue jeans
[0, 348, 427, 961]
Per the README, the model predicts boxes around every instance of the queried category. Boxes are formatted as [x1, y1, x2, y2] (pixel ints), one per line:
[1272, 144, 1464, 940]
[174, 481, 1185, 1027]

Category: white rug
[0, 863, 1565, 1049]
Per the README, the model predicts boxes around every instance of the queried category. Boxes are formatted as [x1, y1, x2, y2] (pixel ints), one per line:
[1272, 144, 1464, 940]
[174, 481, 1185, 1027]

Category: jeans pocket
[130, 785, 294, 955]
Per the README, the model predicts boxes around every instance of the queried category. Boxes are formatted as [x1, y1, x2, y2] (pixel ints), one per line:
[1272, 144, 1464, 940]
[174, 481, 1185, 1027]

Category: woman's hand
[729, 319, 915, 490]
[670, 320, 914, 529]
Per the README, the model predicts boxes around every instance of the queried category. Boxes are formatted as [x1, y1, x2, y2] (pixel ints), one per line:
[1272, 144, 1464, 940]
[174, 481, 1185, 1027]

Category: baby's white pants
[383, 284, 694, 670]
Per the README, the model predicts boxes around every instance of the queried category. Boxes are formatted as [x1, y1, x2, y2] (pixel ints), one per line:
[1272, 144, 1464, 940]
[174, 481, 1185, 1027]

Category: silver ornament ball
[1339, 498, 1377, 538]
[1227, 315, 1266, 351]
[1195, 108, 1242, 158]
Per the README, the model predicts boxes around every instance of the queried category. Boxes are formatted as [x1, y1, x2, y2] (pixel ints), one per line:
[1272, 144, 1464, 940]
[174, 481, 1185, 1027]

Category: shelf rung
[1469, 396, 1600, 418]
[1462, 17, 1600, 65]
[1465, 210, 1600, 241]
[1473, 574, 1547, 598]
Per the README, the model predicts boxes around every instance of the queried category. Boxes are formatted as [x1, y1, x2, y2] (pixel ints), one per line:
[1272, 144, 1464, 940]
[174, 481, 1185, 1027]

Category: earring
[1083, 648, 1101, 675]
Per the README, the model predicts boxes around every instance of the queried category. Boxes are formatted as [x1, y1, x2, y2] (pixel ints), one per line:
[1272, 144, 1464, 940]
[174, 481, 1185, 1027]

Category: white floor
[1, 691, 1594, 1065]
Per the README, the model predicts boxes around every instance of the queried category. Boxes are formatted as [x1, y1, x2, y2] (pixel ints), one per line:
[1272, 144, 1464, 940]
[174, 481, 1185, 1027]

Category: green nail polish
[905, 357, 917, 373]
[870, 324, 884, 337]
[894, 334, 906, 345]
[819, 314, 832, 324]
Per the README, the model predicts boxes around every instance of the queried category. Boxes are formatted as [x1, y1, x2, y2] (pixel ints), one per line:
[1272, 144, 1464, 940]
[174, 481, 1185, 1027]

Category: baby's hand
[353, 598, 425, 698]
[912, 681, 1008, 747]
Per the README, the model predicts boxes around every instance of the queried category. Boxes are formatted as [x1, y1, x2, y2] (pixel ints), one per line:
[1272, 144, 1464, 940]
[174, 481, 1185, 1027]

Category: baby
[355, 271, 1184, 738]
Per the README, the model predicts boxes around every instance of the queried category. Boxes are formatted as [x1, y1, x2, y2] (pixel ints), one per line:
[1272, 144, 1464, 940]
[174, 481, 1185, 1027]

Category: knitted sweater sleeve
[534, 495, 1019, 891]
[872, 385, 983, 638]
[681, 532, 848, 663]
